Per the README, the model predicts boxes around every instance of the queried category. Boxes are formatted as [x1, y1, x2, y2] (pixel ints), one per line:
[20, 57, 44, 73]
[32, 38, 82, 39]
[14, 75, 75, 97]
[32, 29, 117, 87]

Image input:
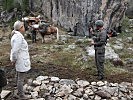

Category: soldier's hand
[89, 40, 95, 46]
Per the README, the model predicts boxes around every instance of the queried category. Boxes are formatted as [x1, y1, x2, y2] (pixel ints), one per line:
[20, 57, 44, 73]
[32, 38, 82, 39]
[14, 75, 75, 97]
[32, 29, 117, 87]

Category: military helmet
[95, 20, 104, 27]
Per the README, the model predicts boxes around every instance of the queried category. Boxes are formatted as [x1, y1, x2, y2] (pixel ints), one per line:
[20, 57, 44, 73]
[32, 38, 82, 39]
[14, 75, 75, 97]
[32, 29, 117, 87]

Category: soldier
[73, 22, 78, 36]
[91, 20, 107, 80]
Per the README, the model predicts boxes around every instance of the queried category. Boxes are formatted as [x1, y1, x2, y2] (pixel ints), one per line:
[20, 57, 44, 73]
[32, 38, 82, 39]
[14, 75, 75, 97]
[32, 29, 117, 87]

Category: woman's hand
[11, 61, 16, 67]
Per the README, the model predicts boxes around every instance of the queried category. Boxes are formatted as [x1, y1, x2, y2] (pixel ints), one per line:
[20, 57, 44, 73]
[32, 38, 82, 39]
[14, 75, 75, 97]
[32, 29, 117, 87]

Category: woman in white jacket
[10, 20, 31, 99]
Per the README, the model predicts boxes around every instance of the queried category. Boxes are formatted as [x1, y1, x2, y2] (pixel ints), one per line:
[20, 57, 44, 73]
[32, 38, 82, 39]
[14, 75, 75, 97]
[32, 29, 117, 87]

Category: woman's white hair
[13, 20, 23, 31]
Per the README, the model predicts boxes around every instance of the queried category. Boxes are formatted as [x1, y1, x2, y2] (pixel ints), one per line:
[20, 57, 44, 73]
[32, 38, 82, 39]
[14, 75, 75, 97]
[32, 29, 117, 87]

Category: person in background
[30, 22, 38, 43]
[10, 20, 31, 99]
[91, 20, 107, 80]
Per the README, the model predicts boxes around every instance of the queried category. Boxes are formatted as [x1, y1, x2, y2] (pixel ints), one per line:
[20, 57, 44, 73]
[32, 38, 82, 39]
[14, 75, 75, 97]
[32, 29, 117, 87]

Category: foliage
[3, 0, 14, 11]
[121, 16, 130, 31]
[3, 0, 29, 12]
[21, 0, 30, 12]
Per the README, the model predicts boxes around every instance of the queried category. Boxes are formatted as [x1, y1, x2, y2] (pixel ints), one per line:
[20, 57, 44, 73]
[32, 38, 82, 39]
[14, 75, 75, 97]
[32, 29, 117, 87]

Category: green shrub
[121, 16, 130, 30]
[3, 0, 14, 11]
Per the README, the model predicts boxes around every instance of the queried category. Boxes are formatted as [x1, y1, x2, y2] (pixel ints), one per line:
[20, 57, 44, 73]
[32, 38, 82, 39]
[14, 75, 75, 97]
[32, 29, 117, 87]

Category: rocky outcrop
[0, 0, 129, 35]
[32, 0, 128, 36]
[126, 0, 133, 18]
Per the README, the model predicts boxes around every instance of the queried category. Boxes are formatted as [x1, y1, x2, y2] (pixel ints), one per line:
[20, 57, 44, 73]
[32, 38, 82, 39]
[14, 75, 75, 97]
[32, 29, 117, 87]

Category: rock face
[32, 0, 128, 36]
[0, 0, 129, 35]
[126, 0, 133, 18]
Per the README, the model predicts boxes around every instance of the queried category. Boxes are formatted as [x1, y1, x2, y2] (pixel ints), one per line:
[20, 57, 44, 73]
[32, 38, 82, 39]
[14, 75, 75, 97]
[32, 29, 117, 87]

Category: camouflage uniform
[93, 20, 107, 80]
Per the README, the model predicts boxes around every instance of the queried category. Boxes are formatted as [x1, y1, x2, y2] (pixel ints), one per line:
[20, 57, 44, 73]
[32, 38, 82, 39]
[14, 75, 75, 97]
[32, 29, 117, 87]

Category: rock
[56, 97, 63, 100]
[67, 94, 77, 100]
[36, 76, 48, 81]
[125, 58, 133, 64]
[50, 77, 60, 82]
[86, 45, 120, 60]
[112, 58, 124, 66]
[68, 44, 76, 50]
[33, 80, 42, 86]
[77, 80, 90, 87]
[33, 86, 41, 92]
[83, 94, 89, 99]
[127, 37, 133, 43]
[56, 91, 65, 97]
[95, 90, 111, 99]
[111, 97, 119, 100]
[97, 81, 105, 87]
[85, 87, 94, 96]
[30, 98, 45, 100]
[94, 95, 101, 100]
[1, 90, 11, 99]
[42, 80, 50, 84]
[60, 35, 68, 43]
[91, 82, 97, 86]
[119, 87, 128, 93]
[59, 79, 76, 85]
[73, 89, 83, 97]
[30, 91, 39, 98]
[109, 83, 119, 87]
[59, 84, 73, 94]
[27, 79, 33, 85]
[40, 83, 47, 90]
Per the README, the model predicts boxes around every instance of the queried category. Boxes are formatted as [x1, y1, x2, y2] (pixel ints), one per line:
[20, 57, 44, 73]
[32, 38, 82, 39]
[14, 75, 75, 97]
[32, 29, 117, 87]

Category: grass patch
[105, 64, 127, 75]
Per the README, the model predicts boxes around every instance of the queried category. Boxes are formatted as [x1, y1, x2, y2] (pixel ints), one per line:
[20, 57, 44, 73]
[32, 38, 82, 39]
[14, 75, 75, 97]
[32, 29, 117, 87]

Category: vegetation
[3, 0, 29, 12]
[3, 0, 14, 11]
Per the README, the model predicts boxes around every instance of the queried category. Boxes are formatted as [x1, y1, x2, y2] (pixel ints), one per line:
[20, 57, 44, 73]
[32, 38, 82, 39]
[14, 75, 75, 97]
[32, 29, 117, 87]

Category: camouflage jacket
[92, 29, 107, 48]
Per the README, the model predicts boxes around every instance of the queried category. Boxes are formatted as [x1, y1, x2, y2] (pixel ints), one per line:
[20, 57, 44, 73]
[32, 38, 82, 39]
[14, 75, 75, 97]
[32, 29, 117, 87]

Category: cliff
[32, 0, 128, 36]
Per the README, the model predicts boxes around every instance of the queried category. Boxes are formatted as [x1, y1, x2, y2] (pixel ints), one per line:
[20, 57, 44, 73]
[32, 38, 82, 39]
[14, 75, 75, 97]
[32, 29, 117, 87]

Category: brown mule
[39, 25, 59, 43]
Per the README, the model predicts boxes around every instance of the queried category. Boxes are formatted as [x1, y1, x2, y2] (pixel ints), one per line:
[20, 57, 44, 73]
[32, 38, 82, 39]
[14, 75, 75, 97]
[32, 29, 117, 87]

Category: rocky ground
[0, 28, 133, 99]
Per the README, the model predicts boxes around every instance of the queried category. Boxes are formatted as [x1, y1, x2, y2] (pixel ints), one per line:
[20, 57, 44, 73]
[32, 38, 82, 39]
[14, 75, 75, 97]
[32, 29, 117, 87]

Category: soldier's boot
[97, 75, 104, 80]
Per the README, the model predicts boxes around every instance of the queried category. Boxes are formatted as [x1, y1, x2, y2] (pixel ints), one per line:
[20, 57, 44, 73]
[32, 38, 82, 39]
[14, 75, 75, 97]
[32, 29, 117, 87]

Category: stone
[50, 77, 60, 82]
[33, 80, 42, 86]
[1, 90, 11, 99]
[36, 76, 48, 81]
[59, 84, 73, 94]
[91, 82, 97, 86]
[110, 83, 118, 87]
[68, 44, 76, 50]
[83, 94, 89, 99]
[77, 80, 90, 87]
[111, 97, 119, 100]
[30, 91, 39, 98]
[27, 79, 33, 85]
[33, 86, 41, 92]
[85, 87, 94, 96]
[59, 79, 76, 85]
[97, 81, 105, 86]
[67, 94, 77, 100]
[95, 90, 111, 99]
[56, 91, 65, 97]
[94, 95, 101, 100]
[40, 83, 47, 90]
[73, 89, 83, 97]
[42, 80, 50, 84]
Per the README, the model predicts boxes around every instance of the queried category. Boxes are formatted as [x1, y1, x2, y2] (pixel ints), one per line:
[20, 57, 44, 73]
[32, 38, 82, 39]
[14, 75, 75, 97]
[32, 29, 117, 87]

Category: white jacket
[10, 31, 31, 72]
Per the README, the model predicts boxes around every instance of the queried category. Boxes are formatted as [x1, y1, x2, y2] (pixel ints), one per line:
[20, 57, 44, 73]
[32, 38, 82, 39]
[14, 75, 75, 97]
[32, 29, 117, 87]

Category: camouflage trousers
[95, 47, 105, 77]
